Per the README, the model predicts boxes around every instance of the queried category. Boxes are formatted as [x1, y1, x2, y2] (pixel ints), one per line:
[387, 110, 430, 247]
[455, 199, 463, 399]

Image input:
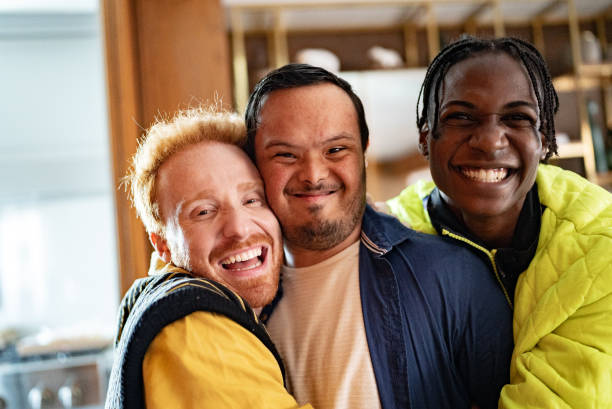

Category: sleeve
[385, 180, 438, 235]
[499, 295, 612, 408]
[142, 311, 313, 409]
[498, 243, 612, 409]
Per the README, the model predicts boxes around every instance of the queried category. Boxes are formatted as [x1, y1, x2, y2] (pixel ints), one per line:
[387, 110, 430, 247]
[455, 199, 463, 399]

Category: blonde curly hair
[126, 106, 246, 236]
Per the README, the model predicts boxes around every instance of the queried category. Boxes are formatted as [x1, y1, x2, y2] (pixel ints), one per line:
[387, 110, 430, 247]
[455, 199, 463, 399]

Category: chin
[244, 287, 276, 308]
[463, 200, 511, 218]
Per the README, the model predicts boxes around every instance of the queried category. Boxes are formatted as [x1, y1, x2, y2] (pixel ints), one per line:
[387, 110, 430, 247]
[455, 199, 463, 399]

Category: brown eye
[442, 112, 476, 127]
[328, 147, 345, 154]
[272, 151, 297, 163]
[274, 152, 295, 158]
[503, 114, 535, 128]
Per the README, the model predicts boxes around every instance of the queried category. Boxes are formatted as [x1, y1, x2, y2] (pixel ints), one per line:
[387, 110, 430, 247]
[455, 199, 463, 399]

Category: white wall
[339, 69, 427, 161]
[0, 8, 119, 334]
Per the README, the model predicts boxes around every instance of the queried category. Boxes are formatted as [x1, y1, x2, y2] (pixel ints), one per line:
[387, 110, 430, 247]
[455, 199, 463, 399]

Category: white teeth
[461, 167, 508, 183]
[231, 259, 262, 271]
[221, 247, 262, 265]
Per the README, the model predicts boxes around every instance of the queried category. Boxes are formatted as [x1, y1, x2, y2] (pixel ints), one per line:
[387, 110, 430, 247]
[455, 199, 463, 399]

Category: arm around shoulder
[143, 311, 312, 409]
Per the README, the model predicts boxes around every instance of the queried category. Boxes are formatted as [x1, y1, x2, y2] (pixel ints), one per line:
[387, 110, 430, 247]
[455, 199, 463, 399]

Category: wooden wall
[102, 0, 232, 295]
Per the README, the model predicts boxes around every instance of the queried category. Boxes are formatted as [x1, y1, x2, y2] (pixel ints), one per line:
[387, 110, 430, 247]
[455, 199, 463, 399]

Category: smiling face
[254, 83, 366, 267]
[152, 141, 283, 308]
[424, 52, 545, 235]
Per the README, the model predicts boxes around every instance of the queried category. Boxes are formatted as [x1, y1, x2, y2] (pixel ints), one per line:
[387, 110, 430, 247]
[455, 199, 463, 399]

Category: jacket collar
[426, 185, 542, 280]
[261, 204, 414, 322]
[360, 204, 416, 255]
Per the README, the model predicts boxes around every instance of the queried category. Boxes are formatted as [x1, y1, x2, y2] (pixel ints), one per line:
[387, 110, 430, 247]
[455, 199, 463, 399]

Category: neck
[438, 189, 527, 249]
[283, 225, 362, 268]
[461, 214, 517, 248]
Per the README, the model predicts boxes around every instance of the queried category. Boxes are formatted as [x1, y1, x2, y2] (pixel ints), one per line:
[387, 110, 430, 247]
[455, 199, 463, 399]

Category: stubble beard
[282, 170, 366, 251]
[173, 233, 283, 308]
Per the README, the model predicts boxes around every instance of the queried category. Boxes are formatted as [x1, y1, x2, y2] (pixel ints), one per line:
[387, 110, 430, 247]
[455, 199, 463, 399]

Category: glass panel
[0, 4, 118, 339]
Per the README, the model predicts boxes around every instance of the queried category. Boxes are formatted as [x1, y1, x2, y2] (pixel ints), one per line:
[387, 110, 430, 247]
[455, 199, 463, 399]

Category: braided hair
[417, 36, 559, 160]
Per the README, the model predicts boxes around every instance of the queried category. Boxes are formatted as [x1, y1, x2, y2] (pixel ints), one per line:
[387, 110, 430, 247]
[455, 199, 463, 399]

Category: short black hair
[244, 63, 369, 161]
[418, 35, 559, 160]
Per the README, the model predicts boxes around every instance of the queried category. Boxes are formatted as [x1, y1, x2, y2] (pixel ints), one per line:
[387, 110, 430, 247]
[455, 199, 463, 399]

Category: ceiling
[222, 0, 612, 31]
[0, 0, 98, 13]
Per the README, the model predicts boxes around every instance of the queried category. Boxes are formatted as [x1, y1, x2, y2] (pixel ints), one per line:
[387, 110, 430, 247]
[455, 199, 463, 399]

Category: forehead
[257, 83, 360, 144]
[441, 52, 536, 105]
[157, 141, 261, 204]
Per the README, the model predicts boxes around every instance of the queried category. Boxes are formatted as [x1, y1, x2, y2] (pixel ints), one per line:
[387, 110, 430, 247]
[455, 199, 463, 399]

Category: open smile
[220, 246, 268, 272]
[455, 166, 516, 183]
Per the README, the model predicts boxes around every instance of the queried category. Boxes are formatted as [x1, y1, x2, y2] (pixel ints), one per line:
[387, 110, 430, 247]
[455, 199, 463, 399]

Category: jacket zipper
[441, 229, 513, 309]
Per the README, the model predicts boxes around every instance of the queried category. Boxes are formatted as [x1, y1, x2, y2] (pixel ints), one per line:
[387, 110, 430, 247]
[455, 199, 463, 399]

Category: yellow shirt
[143, 311, 312, 409]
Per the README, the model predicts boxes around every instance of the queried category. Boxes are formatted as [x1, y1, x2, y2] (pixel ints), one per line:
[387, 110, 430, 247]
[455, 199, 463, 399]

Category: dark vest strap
[107, 274, 285, 409]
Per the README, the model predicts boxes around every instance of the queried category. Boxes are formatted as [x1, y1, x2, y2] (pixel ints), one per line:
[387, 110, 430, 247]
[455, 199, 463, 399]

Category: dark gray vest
[104, 273, 284, 409]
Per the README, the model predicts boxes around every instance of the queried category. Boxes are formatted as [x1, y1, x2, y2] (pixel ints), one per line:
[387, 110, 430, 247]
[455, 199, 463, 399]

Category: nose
[298, 153, 329, 185]
[468, 115, 508, 153]
[221, 207, 256, 239]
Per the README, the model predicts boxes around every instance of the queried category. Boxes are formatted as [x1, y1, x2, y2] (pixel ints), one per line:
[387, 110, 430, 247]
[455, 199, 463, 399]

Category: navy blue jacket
[357, 205, 513, 409]
[259, 205, 513, 408]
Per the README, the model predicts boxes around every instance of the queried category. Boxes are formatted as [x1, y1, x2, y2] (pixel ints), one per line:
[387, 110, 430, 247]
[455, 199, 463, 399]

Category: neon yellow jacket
[387, 164, 612, 409]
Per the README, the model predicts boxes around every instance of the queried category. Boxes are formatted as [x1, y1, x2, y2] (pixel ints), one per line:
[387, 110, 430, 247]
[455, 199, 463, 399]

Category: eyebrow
[180, 181, 263, 208]
[441, 100, 476, 111]
[504, 101, 538, 111]
[264, 133, 356, 150]
[236, 180, 264, 192]
[441, 100, 538, 111]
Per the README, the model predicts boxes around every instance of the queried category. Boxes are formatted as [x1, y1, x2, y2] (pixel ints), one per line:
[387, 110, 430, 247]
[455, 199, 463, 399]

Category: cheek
[338, 156, 365, 183]
[344, 168, 363, 191]
[250, 207, 282, 237]
[429, 136, 463, 166]
[262, 167, 290, 199]
[262, 209, 282, 235]
[521, 138, 544, 173]
[183, 231, 211, 259]
[426, 142, 445, 169]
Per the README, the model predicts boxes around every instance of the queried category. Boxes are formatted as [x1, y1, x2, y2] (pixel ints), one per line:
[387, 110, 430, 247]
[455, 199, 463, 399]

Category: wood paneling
[135, 0, 232, 125]
[102, 0, 232, 296]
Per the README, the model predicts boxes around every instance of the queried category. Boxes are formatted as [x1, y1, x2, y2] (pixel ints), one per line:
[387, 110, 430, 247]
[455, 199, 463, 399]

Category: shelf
[578, 63, 612, 78]
[556, 141, 585, 159]
[594, 171, 612, 188]
[553, 74, 601, 92]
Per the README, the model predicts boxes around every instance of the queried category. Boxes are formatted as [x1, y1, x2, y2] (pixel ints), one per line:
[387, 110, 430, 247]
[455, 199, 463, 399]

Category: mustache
[209, 233, 273, 262]
[285, 182, 342, 195]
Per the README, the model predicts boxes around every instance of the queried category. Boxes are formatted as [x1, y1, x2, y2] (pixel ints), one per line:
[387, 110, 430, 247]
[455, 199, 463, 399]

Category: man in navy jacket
[245, 63, 513, 409]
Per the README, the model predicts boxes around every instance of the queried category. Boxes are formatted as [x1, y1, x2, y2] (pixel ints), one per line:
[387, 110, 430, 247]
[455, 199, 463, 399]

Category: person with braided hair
[387, 36, 612, 408]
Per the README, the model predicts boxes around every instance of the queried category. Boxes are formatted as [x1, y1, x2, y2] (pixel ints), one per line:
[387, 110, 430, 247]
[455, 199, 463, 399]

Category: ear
[150, 232, 172, 263]
[418, 128, 430, 158]
[540, 132, 548, 161]
[363, 140, 370, 168]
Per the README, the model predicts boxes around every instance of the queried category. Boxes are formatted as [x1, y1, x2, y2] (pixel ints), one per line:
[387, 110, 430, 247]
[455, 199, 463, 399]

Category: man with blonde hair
[105, 106, 310, 409]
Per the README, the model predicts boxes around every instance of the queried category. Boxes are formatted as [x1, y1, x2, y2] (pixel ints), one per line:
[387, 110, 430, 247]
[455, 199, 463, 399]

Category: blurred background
[0, 0, 610, 407]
